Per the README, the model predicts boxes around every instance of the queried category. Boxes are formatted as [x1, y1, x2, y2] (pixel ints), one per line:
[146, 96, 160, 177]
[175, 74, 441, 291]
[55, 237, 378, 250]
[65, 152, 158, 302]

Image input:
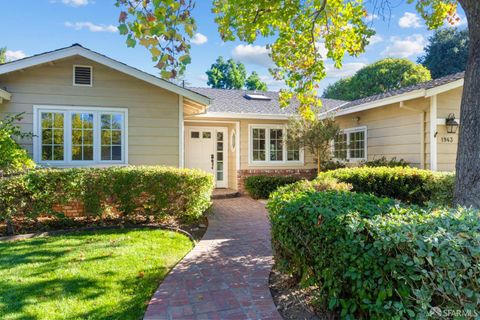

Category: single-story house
[0, 44, 463, 192]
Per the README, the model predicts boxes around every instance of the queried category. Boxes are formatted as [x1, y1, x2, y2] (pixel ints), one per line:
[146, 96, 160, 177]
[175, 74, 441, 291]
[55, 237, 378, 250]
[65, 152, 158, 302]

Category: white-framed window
[33, 106, 128, 166]
[333, 126, 367, 161]
[248, 124, 303, 165]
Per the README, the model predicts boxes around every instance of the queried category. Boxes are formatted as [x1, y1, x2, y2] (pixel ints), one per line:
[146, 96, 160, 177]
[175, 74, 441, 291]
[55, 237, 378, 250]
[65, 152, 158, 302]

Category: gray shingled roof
[340, 72, 465, 110]
[189, 87, 346, 115]
[190, 72, 464, 116]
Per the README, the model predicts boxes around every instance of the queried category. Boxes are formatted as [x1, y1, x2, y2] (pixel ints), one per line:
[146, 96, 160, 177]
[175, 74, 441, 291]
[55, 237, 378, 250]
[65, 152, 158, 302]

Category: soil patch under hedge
[269, 265, 337, 320]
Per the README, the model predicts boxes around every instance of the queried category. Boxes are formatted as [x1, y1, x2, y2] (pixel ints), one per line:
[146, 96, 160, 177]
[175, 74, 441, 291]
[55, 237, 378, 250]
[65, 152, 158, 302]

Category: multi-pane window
[101, 114, 123, 161]
[333, 127, 366, 161]
[41, 112, 65, 161]
[250, 126, 302, 163]
[252, 128, 266, 161]
[269, 129, 283, 161]
[36, 108, 126, 165]
[333, 133, 347, 159]
[349, 130, 365, 159]
[72, 113, 94, 161]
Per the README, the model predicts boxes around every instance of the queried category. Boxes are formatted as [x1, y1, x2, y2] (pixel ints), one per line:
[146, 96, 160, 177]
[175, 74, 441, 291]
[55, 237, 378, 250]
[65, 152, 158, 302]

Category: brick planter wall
[237, 168, 317, 194]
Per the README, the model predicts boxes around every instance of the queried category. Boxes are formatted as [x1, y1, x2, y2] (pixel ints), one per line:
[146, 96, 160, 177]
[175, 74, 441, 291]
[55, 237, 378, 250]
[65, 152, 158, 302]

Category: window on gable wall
[250, 125, 302, 164]
[333, 127, 367, 161]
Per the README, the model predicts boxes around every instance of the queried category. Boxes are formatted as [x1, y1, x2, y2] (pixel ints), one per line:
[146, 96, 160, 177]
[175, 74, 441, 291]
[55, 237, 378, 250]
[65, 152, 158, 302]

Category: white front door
[185, 127, 228, 188]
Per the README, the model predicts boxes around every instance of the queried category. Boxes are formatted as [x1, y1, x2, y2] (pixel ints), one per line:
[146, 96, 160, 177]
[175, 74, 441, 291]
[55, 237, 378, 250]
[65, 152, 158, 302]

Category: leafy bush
[0, 113, 35, 175]
[244, 175, 301, 199]
[0, 166, 214, 234]
[319, 166, 454, 206]
[361, 156, 410, 168]
[268, 189, 480, 319]
[319, 159, 347, 171]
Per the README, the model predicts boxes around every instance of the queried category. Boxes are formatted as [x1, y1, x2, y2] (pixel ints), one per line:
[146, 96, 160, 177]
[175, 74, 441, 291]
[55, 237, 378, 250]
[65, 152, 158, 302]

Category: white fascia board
[0, 88, 11, 101]
[332, 89, 426, 117]
[425, 79, 464, 97]
[0, 46, 211, 106]
[194, 112, 293, 120]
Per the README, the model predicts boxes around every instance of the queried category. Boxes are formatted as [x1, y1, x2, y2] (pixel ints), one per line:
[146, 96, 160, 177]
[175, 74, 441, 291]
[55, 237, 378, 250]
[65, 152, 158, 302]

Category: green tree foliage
[245, 71, 267, 91]
[323, 58, 432, 101]
[116, 0, 457, 119]
[286, 116, 340, 173]
[0, 113, 35, 175]
[0, 47, 6, 64]
[418, 28, 469, 79]
[206, 56, 246, 89]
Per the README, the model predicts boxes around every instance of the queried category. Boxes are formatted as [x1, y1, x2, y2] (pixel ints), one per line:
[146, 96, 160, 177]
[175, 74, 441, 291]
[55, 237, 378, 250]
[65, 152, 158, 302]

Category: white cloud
[325, 62, 367, 79]
[368, 34, 383, 45]
[51, 0, 91, 7]
[365, 13, 379, 22]
[232, 45, 273, 68]
[382, 34, 426, 58]
[5, 50, 26, 61]
[191, 33, 208, 45]
[65, 21, 118, 33]
[399, 12, 422, 28]
[315, 42, 328, 60]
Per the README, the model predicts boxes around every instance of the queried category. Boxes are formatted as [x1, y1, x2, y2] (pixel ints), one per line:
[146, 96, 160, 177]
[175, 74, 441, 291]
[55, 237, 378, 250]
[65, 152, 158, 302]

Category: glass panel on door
[216, 131, 224, 183]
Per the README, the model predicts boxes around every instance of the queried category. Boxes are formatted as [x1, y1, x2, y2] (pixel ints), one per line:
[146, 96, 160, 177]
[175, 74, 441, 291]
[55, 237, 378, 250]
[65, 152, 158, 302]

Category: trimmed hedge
[268, 188, 480, 318]
[0, 166, 214, 229]
[244, 175, 301, 199]
[319, 166, 455, 206]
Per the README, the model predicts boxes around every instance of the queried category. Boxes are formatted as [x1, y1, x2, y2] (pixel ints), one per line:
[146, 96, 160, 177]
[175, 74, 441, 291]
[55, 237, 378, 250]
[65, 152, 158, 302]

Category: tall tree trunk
[454, 0, 480, 207]
[317, 149, 322, 175]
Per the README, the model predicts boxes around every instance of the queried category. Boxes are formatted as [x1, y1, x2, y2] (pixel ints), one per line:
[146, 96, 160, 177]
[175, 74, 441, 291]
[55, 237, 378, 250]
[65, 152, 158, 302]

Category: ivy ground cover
[0, 228, 192, 320]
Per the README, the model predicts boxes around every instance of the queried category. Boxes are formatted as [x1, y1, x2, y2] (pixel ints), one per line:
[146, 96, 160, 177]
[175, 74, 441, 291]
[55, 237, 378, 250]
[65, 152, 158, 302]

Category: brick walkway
[144, 197, 281, 320]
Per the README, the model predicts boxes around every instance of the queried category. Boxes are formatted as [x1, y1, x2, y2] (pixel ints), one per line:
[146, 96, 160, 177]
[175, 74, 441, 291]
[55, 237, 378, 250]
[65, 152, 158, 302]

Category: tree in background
[245, 71, 267, 91]
[117, 0, 478, 207]
[286, 116, 339, 174]
[418, 28, 469, 79]
[0, 47, 6, 64]
[322, 59, 432, 101]
[206, 56, 246, 89]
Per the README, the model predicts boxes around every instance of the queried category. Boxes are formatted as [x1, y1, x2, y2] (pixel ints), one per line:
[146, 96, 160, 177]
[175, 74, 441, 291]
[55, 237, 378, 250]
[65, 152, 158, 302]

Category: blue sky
[0, 0, 467, 92]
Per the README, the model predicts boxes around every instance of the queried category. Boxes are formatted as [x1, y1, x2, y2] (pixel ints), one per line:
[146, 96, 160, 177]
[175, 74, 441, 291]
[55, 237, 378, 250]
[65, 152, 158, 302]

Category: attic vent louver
[73, 65, 92, 86]
[244, 93, 271, 101]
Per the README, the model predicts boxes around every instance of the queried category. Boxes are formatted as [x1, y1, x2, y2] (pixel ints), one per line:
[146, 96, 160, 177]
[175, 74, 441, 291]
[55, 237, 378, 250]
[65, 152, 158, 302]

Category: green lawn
[0, 228, 193, 320]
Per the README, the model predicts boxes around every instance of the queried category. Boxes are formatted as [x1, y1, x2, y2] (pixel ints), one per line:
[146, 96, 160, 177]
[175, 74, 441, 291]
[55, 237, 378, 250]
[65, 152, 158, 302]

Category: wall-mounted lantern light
[445, 113, 459, 134]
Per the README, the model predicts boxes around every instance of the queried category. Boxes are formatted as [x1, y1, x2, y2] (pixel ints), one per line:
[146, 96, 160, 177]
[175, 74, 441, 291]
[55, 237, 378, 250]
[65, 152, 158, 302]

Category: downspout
[179, 95, 184, 168]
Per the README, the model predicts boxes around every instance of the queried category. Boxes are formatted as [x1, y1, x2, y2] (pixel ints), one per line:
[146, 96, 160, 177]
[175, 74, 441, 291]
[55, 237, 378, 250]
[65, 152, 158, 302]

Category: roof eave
[191, 112, 293, 120]
[0, 45, 211, 106]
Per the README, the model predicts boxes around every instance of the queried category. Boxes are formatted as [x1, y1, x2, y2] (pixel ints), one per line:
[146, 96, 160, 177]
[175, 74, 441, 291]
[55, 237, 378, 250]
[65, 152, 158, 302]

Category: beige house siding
[436, 88, 462, 171]
[335, 98, 429, 168]
[0, 56, 181, 166]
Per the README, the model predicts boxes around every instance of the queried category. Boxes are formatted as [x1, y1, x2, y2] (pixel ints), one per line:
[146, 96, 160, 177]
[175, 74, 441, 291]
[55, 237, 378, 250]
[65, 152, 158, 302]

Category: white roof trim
[193, 111, 292, 120]
[0, 45, 211, 106]
[330, 78, 464, 118]
[425, 78, 464, 97]
[333, 89, 426, 117]
[0, 88, 11, 101]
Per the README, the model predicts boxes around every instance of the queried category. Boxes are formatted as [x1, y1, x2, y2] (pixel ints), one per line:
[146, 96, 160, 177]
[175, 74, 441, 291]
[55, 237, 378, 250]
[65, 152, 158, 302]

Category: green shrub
[361, 156, 410, 168]
[268, 189, 480, 319]
[319, 166, 454, 206]
[244, 175, 301, 199]
[0, 113, 35, 175]
[319, 159, 347, 171]
[0, 166, 214, 233]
